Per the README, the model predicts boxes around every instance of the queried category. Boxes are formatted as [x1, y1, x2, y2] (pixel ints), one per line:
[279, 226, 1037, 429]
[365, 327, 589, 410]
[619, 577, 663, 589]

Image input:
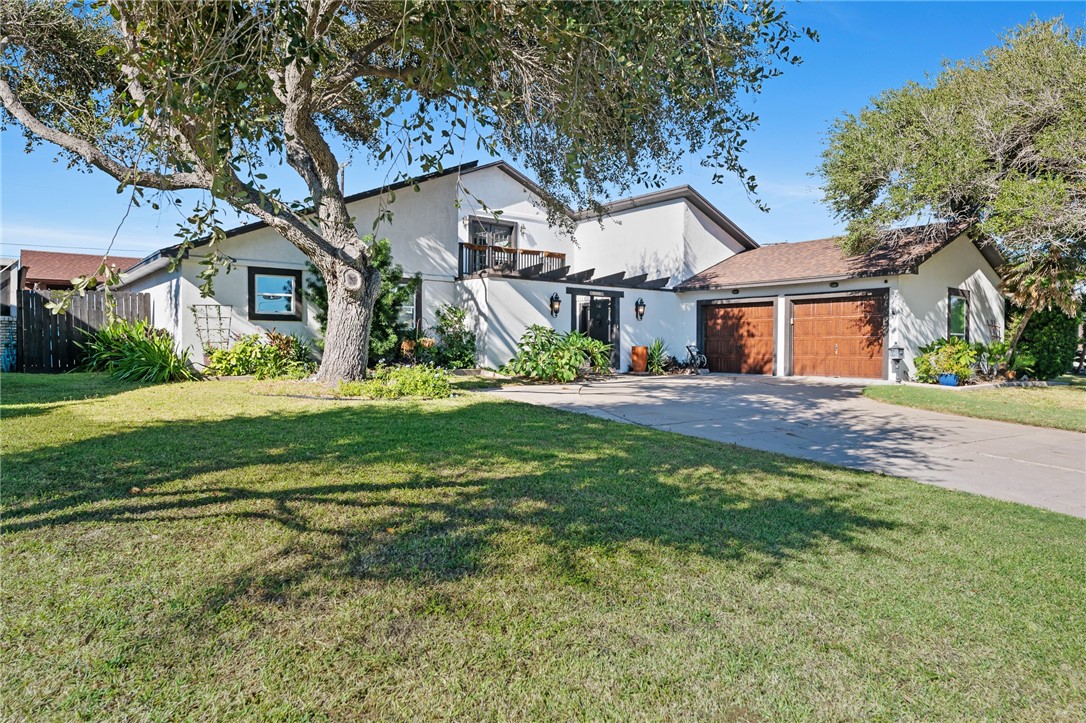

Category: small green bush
[646, 338, 669, 375]
[914, 337, 976, 383]
[504, 325, 611, 382]
[78, 320, 198, 383]
[419, 305, 477, 369]
[1015, 307, 1082, 380]
[336, 364, 451, 399]
[208, 332, 316, 380]
[971, 340, 1010, 379]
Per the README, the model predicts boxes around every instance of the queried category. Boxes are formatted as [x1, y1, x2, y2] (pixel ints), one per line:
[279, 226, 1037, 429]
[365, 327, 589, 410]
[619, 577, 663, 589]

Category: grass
[2, 373, 1084, 720]
[864, 380, 1086, 432]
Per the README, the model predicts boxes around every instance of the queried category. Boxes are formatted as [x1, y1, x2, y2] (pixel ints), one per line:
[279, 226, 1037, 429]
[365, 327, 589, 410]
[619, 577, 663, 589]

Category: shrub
[971, 340, 1010, 380]
[78, 320, 198, 383]
[914, 337, 976, 383]
[208, 332, 317, 379]
[420, 304, 477, 369]
[1015, 307, 1082, 379]
[647, 338, 669, 375]
[336, 363, 451, 399]
[504, 325, 611, 382]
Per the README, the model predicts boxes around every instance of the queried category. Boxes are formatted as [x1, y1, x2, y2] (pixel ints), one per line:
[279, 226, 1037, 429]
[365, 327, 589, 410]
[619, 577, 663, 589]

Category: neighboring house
[119, 160, 1005, 380]
[0, 257, 17, 315]
[14, 250, 143, 292]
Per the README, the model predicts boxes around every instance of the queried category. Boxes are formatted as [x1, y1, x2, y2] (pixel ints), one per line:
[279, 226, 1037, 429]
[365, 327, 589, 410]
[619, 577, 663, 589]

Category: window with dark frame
[247, 266, 303, 322]
[396, 283, 422, 333]
[469, 217, 516, 248]
[947, 288, 970, 341]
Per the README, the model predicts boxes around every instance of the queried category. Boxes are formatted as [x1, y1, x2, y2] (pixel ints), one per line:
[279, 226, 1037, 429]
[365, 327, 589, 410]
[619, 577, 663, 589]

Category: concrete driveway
[488, 375, 1086, 518]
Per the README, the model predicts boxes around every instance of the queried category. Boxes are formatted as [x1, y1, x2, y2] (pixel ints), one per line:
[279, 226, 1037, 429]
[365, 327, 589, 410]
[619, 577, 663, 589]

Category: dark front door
[586, 298, 612, 344]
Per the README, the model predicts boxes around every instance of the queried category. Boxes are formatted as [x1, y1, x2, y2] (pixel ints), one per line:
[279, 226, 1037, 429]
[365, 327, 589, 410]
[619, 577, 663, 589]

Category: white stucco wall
[573, 198, 746, 287]
[457, 166, 578, 264]
[454, 276, 685, 370]
[896, 234, 1005, 378]
[351, 172, 461, 280]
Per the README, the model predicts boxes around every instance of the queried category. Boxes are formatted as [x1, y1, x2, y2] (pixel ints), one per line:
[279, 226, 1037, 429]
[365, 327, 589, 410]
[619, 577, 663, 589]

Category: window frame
[396, 283, 423, 333]
[247, 266, 303, 322]
[947, 287, 970, 342]
[468, 217, 517, 249]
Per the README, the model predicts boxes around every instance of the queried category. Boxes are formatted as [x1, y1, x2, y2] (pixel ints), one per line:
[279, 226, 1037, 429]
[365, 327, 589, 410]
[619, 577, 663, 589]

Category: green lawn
[3, 374, 1084, 720]
[864, 381, 1086, 432]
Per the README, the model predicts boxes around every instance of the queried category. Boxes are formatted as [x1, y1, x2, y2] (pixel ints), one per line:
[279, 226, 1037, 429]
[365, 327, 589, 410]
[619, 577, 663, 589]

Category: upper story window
[469, 218, 515, 248]
[248, 266, 303, 321]
[947, 288, 969, 341]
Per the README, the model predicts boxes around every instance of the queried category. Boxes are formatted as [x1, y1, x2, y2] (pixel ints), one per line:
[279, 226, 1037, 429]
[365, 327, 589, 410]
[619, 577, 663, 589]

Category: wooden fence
[15, 290, 151, 372]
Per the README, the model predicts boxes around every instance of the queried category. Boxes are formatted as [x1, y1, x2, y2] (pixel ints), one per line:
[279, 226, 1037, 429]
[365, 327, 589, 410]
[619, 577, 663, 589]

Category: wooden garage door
[791, 296, 885, 378]
[703, 302, 775, 374]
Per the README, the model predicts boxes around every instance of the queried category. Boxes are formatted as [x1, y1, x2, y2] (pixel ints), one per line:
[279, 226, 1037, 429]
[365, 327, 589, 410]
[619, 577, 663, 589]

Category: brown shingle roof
[20, 250, 143, 288]
[676, 222, 985, 290]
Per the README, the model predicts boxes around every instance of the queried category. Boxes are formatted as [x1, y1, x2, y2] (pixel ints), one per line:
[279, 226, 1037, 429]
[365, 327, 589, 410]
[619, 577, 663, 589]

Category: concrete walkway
[488, 375, 1086, 518]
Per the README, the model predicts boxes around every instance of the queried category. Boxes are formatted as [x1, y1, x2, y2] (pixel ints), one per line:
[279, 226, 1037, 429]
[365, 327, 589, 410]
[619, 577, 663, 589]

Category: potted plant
[923, 338, 976, 387]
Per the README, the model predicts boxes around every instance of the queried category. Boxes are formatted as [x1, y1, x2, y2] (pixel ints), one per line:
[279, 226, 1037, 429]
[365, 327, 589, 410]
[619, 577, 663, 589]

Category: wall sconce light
[634, 297, 646, 321]
[731, 289, 740, 295]
[829, 281, 840, 288]
[519, 223, 528, 234]
[549, 292, 562, 318]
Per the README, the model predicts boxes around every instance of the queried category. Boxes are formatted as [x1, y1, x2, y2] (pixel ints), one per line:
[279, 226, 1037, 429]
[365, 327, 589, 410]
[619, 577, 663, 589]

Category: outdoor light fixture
[829, 281, 840, 288]
[634, 297, 646, 321]
[549, 292, 562, 318]
[731, 289, 740, 295]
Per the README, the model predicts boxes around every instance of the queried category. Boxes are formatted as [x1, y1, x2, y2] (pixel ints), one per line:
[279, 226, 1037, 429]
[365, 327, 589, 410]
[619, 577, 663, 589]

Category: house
[119, 160, 1005, 381]
[12, 250, 143, 292]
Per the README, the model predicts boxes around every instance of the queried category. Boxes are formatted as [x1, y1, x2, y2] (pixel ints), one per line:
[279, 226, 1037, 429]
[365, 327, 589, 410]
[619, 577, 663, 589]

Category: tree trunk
[1005, 305, 1034, 364]
[316, 263, 382, 383]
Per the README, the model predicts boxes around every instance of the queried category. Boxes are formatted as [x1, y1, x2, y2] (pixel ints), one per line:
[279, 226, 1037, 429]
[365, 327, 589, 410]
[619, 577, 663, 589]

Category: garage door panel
[790, 296, 885, 379]
[703, 303, 775, 374]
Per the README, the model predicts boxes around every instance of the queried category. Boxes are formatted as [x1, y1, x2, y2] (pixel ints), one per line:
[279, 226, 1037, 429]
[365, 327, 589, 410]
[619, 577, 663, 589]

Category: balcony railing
[458, 242, 567, 277]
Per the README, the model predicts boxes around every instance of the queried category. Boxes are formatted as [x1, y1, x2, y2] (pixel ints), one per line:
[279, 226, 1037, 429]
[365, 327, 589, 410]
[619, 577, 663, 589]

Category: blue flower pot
[938, 373, 959, 387]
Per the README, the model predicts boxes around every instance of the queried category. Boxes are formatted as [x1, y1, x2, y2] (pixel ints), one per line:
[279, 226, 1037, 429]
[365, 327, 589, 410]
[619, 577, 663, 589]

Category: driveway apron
[488, 375, 1086, 518]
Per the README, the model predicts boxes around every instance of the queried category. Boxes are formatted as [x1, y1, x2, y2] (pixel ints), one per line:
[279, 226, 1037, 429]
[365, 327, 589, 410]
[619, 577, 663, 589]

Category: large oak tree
[818, 19, 1086, 357]
[2, 0, 812, 381]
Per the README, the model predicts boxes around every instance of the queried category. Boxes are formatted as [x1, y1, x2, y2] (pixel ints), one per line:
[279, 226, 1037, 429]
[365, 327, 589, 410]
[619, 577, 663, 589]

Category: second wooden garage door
[703, 302, 775, 374]
[791, 296, 885, 378]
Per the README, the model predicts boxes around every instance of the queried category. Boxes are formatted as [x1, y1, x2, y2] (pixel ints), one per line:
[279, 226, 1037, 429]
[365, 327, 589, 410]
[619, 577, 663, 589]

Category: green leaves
[818, 18, 1086, 318]
[505, 326, 611, 382]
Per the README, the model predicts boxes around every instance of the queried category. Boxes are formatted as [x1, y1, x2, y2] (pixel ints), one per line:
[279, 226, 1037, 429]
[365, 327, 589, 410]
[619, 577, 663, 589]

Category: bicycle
[684, 344, 708, 374]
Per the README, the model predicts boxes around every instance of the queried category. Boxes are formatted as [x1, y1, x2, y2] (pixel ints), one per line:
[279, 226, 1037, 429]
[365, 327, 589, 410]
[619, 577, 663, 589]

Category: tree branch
[0, 77, 210, 191]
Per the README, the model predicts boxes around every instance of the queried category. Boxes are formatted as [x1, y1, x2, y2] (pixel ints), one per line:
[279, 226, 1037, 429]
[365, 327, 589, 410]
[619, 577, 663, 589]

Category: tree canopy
[2, 0, 813, 380]
[817, 18, 1086, 351]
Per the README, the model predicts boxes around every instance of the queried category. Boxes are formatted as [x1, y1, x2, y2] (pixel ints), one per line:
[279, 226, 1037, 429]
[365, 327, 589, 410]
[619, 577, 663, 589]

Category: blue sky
[2, 1, 1082, 261]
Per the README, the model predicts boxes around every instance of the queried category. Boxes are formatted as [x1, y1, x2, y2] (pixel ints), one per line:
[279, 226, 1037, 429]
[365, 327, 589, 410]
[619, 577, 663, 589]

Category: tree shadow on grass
[3, 397, 912, 610]
[0, 372, 145, 419]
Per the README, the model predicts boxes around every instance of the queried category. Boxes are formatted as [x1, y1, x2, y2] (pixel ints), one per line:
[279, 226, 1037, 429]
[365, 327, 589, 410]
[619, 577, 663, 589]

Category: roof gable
[676, 221, 997, 290]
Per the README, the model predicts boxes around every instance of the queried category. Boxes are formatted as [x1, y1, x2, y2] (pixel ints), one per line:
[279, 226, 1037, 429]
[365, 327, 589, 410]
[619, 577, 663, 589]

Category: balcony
[458, 242, 567, 278]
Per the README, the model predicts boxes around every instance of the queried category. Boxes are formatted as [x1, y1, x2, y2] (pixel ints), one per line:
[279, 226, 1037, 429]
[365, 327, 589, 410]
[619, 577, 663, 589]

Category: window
[947, 288, 969, 341]
[397, 284, 422, 332]
[248, 267, 302, 321]
[469, 218, 515, 248]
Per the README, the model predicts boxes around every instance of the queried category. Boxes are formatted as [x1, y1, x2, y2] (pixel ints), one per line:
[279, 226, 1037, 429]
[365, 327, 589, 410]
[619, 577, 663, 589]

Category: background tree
[303, 238, 420, 361]
[1, 0, 812, 381]
[817, 19, 1086, 360]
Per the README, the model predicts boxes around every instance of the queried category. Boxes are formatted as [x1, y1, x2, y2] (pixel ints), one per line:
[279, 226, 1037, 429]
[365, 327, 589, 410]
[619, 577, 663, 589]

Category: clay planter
[631, 345, 648, 373]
